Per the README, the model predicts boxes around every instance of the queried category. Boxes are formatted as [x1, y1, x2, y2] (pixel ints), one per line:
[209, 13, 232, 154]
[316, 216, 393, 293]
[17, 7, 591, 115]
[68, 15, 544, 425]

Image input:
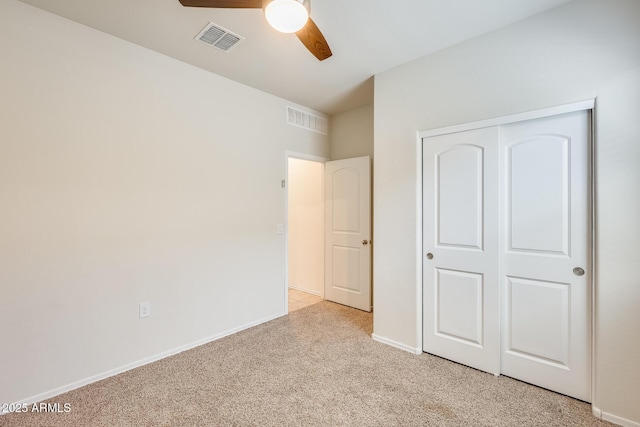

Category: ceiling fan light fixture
[264, 0, 309, 34]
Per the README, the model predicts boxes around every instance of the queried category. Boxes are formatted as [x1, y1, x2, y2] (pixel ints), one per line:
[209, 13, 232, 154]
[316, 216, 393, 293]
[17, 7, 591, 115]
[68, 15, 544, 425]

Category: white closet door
[423, 127, 500, 375]
[500, 110, 591, 401]
[422, 109, 591, 401]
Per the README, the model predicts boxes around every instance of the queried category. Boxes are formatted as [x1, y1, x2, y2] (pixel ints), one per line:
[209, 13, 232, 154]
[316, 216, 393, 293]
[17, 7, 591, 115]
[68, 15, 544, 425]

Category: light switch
[139, 301, 151, 318]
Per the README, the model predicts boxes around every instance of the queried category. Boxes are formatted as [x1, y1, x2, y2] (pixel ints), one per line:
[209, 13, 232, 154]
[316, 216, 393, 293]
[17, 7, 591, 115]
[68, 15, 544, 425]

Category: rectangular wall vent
[195, 22, 244, 52]
[286, 106, 328, 135]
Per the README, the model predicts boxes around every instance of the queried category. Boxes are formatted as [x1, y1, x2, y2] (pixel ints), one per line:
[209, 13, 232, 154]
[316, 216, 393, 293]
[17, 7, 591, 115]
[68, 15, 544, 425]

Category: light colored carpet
[2, 301, 612, 426]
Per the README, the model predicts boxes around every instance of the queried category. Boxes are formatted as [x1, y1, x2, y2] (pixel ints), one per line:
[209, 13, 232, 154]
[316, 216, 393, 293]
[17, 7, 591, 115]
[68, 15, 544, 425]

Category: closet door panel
[500, 110, 591, 402]
[423, 126, 500, 375]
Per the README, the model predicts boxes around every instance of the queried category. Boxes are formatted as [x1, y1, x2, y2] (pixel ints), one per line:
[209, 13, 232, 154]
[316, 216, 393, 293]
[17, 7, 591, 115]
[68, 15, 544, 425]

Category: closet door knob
[573, 267, 585, 276]
[426, 253, 434, 260]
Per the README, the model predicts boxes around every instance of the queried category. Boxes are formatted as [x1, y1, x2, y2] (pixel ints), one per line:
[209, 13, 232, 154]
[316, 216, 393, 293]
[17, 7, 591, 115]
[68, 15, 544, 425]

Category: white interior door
[325, 156, 371, 312]
[500, 110, 591, 401]
[422, 127, 500, 374]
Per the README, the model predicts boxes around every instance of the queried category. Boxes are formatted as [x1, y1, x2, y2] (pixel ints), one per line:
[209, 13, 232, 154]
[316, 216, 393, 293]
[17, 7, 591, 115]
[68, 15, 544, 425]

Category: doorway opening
[285, 153, 327, 313]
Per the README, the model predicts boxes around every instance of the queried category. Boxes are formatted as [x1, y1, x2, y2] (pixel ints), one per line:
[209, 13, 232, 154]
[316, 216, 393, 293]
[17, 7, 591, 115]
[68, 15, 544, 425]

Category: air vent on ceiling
[286, 106, 328, 135]
[195, 22, 244, 52]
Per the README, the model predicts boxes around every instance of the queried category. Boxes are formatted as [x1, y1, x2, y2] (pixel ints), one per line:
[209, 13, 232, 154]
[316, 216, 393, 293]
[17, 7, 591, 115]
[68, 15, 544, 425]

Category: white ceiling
[17, 0, 573, 115]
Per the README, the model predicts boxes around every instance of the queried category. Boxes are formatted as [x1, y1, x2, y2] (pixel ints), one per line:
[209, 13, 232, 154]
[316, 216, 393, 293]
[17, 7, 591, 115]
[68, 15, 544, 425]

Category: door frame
[284, 151, 329, 314]
[416, 98, 596, 401]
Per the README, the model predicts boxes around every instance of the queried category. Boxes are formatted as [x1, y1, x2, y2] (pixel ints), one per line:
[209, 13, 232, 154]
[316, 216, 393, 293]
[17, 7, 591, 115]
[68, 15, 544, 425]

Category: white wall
[0, 0, 329, 405]
[373, 0, 640, 424]
[287, 158, 324, 296]
[330, 104, 374, 161]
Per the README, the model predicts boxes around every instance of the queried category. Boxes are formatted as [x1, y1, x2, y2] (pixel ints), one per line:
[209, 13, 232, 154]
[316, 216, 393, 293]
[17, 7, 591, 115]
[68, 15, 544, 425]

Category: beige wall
[373, 0, 640, 424]
[288, 158, 324, 296]
[0, 0, 329, 405]
[330, 104, 374, 161]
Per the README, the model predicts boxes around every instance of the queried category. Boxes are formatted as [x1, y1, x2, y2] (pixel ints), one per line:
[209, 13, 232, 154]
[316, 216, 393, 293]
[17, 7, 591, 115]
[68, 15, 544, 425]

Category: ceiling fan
[178, 0, 332, 61]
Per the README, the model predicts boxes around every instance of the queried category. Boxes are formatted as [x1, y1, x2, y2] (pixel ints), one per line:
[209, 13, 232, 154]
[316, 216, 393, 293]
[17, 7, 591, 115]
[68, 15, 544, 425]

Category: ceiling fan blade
[296, 18, 332, 61]
[178, 0, 262, 8]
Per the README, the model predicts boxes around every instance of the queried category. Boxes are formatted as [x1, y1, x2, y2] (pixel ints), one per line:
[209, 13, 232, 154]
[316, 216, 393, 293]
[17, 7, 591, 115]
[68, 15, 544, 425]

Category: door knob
[573, 267, 585, 276]
[426, 253, 434, 260]
[362, 240, 369, 245]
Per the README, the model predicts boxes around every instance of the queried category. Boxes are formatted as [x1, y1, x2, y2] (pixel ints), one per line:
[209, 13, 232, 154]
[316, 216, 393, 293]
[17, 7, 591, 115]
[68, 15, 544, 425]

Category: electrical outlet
[139, 301, 151, 318]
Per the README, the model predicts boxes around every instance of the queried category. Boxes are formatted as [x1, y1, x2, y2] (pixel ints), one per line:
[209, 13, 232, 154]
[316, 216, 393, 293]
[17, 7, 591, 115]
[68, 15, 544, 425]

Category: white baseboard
[2, 312, 285, 415]
[372, 333, 422, 355]
[593, 406, 640, 427]
[287, 284, 322, 297]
